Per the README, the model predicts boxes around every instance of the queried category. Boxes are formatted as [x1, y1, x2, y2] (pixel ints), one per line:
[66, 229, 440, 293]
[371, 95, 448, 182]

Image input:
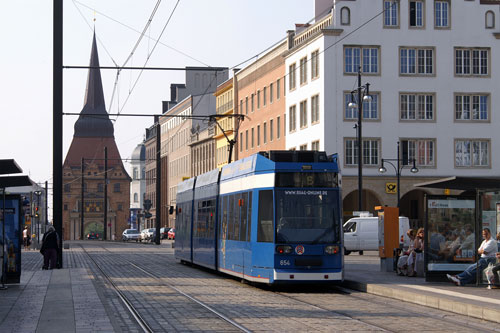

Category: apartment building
[214, 78, 236, 168]
[285, 0, 500, 225]
[236, 41, 288, 158]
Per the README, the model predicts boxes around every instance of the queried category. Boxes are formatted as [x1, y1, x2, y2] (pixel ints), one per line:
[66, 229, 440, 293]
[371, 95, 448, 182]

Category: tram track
[79, 243, 251, 333]
[78, 242, 499, 332]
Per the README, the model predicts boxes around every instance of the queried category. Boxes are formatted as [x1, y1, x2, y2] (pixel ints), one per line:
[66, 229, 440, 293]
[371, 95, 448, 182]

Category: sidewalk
[343, 252, 500, 324]
[0, 257, 113, 333]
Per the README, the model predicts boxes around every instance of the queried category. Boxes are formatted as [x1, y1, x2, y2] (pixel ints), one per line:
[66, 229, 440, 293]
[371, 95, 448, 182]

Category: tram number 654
[280, 259, 291, 266]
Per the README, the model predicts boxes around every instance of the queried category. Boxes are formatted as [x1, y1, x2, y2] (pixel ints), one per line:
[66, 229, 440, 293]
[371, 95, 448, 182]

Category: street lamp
[348, 66, 372, 211]
[378, 141, 419, 207]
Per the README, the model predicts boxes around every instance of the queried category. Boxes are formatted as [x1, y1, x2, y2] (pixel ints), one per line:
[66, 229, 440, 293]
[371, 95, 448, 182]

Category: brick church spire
[74, 31, 114, 138]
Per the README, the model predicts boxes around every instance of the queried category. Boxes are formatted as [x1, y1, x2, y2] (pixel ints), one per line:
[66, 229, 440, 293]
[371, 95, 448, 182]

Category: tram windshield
[275, 189, 340, 244]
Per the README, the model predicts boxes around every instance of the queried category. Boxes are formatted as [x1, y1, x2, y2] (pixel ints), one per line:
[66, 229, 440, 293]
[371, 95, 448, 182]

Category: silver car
[122, 229, 140, 242]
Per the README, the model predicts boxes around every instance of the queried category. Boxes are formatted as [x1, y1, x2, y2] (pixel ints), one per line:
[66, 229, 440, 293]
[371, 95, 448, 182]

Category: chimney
[287, 30, 295, 50]
[170, 84, 178, 103]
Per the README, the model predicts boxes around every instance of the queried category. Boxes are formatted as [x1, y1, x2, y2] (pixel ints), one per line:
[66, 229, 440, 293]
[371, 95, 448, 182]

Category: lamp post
[348, 66, 372, 212]
[378, 141, 419, 207]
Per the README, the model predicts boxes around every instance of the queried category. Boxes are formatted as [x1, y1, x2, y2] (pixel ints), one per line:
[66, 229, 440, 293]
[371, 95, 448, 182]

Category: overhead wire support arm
[209, 114, 245, 165]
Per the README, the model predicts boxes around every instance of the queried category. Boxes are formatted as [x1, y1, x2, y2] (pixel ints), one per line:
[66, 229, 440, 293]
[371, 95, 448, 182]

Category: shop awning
[0, 159, 23, 175]
[414, 176, 500, 191]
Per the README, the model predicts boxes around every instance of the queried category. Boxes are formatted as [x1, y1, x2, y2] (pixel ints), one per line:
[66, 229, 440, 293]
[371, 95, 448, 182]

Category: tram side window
[233, 194, 240, 240]
[247, 192, 252, 241]
[228, 195, 235, 240]
[208, 199, 216, 237]
[257, 190, 274, 242]
[240, 192, 248, 241]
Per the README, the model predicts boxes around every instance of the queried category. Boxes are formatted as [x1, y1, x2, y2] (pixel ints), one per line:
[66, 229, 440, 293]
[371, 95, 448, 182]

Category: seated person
[407, 228, 424, 277]
[397, 229, 416, 276]
[447, 228, 497, 286]
[486, 232, 500, 289]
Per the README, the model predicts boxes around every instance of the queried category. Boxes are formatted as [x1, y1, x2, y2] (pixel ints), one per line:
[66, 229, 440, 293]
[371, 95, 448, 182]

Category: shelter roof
[0, 159, 22, 175]
[0, 176, 33, 188]
[414, 176, 500, 191]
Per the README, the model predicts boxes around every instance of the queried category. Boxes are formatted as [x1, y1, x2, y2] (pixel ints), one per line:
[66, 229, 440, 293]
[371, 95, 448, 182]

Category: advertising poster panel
[425, 196, 476, 281]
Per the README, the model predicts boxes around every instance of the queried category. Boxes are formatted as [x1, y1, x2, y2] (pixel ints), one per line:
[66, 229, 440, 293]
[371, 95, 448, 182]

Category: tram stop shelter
[415, 176, 500, 283]
[1, 159, 33, 288]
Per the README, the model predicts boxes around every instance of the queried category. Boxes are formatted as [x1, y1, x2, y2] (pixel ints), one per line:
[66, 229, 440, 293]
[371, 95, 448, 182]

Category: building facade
[284, 0, 500, 226]
[144, 124, 157, 229]
[214, 78, 235, 168]
[63, 33, 130, 240]
[129, 142, 145, 230]
[236, 40, 288, 159]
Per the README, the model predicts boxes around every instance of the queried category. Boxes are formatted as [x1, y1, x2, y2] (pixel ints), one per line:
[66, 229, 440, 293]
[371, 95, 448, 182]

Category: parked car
[87, 232, 99, 240]
[343, 216, 410, 255]
[141, 228, 156, 242]
[122, 229, 140, 242]
[160, 227, 171, 239]
[167, 228, 175, 240]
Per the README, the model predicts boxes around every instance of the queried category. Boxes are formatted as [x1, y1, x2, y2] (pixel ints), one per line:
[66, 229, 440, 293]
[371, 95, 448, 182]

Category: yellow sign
[444, 188, 450, 195]
[386, 182, 397, 194]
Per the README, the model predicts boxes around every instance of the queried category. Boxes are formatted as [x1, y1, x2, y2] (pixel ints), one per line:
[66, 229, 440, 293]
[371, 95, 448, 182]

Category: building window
[300, 144, 308, 151]
[300, 57, 307, 85]
[98, 183, 103, 192]
[400, 47, 433, 75]
[245, 97, 248, 115]
[289, 63, 296, 90]
[251, 128, 254, 149]
[311, 94, 320, 124]
[455, 139, 489, 167]
[245, 130, 249, 150]
[270, 83, 274, 103]
[240, 133, 243, 152]
[270, 119, 274, 142]
[344, 92, 379, 120]
[384, 0, 399, 27]
[64, 204, 68, 211]
[277, 79, 281, 100]
[409, 1, 424, 28]
[345, 139, 379, 166]
[257, 90, 261, 109]
[134, 193, 139, 202]
[257, 125, 261, 146]
[341, 7, 350, 25]
[486, 11, 495, 29]
[311, 140, 320, 151]
[434, 0, 449, 28]
[263, 87, 267, 106]
[401, 139, 435, 167]
[113, 183, 121, 193]
[455, 48, 489, 76]
[455, 94, 488, 121]
[344, 46, 379, 74]
[263, 122, 267, 144]
[277, 116, 281, 139]
[400, 93, 434, 120]
[240, 100, 243, 115]
[289, 105, 297, 132]
[299, 100, 308, 128]
[64, 184, 70, 192]
[133, 167, 138, 180]
[311, 50, 319, 79]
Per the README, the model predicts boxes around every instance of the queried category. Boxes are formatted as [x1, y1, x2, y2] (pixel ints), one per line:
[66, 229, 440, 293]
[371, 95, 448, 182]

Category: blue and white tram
[175, 150, 343, 284]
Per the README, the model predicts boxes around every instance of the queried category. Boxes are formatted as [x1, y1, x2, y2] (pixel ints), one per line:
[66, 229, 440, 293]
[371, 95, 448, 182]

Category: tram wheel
[359, 251, 364, 255]
[344, 248, 351, 255]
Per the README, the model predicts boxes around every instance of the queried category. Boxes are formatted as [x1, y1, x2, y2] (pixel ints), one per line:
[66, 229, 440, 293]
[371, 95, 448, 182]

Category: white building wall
[287, 0, 500, 182]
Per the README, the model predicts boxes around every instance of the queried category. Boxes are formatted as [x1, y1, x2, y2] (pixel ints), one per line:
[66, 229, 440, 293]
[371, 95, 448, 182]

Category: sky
[0, 0, 314, 190]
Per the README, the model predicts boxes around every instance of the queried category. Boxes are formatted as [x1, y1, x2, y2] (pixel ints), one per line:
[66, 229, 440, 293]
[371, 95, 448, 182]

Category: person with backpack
[40, 226, 60, 270]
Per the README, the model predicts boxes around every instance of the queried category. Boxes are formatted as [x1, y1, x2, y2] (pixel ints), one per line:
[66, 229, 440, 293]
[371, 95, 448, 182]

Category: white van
[343, 216, 410, 255]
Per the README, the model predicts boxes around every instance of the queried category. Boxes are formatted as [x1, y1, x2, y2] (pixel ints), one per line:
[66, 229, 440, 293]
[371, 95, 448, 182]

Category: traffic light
[144, 212, 152, 219]
[35, 206, 39, 218]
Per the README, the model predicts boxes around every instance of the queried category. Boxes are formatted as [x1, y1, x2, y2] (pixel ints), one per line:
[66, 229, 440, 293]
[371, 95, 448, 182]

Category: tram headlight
[324, 245, 339, 255]
[276, 245, 293, 254]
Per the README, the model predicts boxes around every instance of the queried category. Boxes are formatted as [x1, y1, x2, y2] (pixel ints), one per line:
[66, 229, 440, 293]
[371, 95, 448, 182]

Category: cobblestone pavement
[18, 242, 500, 332]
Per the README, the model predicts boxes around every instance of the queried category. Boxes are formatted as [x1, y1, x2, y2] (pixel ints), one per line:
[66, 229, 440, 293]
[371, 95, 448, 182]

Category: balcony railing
[216, 101, 233, 114]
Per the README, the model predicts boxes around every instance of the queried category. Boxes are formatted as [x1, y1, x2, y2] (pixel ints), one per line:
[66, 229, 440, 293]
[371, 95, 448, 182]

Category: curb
[343, 279, 500, 324]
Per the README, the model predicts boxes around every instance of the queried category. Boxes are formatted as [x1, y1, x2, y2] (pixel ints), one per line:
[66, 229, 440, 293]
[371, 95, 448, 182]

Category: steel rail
[79, 245, 153, 333]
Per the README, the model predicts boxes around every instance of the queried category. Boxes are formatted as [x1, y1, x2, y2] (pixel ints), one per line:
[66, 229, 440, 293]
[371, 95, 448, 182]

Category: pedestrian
[22, 226, 31, 251]
[40, 226, 60, 270]
[447, 228, 497, 286]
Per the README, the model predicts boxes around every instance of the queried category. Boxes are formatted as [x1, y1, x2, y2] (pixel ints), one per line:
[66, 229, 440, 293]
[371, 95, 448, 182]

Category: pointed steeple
[74, 32, 114, 138]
